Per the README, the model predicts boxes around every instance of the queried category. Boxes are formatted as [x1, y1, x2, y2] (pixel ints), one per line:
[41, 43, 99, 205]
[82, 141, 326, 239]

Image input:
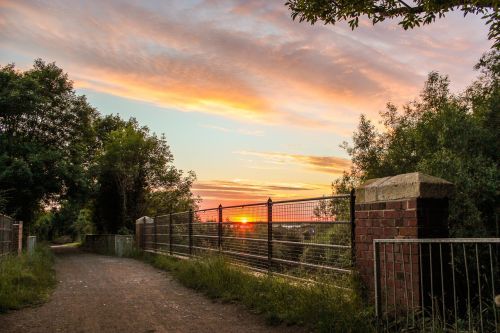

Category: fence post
[267, 198, 273, 273]
[188, 209, 193, 256]
[373, 241, 381, 319]
[142, 216, 146, 250]
[153, 216, 157, 252]
[350, 188, 356, 267]
[169, 213, 173, 255]
[218, 204, 223, 252]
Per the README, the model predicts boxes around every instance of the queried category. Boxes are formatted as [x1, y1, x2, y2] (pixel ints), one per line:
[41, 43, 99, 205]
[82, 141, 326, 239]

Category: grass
[0, 244, 56, 312]
[129, 250, 375, 332]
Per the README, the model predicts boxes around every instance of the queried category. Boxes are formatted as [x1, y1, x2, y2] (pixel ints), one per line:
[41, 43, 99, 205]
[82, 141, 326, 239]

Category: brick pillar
[354, 172, 453, 308]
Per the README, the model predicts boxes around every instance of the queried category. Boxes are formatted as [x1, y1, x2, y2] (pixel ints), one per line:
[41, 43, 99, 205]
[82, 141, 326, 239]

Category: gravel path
[0, 246, 304, 333]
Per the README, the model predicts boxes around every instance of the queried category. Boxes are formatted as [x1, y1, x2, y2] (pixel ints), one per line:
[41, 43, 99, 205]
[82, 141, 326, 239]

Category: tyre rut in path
[0, 247, 305, 333]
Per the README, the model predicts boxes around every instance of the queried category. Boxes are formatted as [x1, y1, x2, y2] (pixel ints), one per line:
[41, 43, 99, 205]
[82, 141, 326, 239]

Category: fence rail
[142, 194, 354, 281]
[374, 238, 500, 332]
[84, 234, 135, 257]
[0, 214, 21, 257]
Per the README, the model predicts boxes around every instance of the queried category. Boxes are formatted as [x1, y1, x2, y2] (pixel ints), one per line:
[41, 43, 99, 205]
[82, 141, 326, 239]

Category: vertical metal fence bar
[392, 243, 397, 321]
[218, 204, 222, 252]
[188, 209, 193, 256]
[489, 244, 498, 332]
[350, 189, 356, 267]
[439, 243, 445, 329]
[0, 219, 2, 255]
[475, 243, 484, 333]
[267, 198, 273, 274]
[451, 244, 458, 333]
[463, 244, 472, 332]
[420, 243, 425, 332]
[409, 243, 415, 328]
[384, 243, 388, 327]
[153, 217, 157, 252]
[430, 243, 435, 331]
[142, 217, 146, 250]
[402, 244, 409, 328]
[169, 213, 173, 255]
[374, 241, 381, 319]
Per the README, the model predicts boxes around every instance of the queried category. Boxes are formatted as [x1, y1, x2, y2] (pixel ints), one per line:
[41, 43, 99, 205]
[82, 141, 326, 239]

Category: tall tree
[335, 51, 499, 236]
[286, 1, 500, 48]
[93, 119, 196, 233]
[0, 60, 98, 226]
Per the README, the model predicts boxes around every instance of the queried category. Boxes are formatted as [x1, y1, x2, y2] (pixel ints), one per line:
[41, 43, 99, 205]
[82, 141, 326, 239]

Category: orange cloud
[235, 151, 351, 175]
[199, 124, 264, 137]
[192, 179, 330, 208]
[0, 0, 444, 131]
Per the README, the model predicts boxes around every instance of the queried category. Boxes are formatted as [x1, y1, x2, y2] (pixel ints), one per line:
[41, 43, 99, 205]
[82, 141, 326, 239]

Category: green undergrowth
[0, 245, 56, 312]
[130, 250, 375, 332]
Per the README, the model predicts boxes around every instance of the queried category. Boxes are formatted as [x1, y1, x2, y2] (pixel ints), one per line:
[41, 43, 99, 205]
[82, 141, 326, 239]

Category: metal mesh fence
[0, 214, 16, 257]
[374, 238, 500, 332]
[144, 195, 354, 281]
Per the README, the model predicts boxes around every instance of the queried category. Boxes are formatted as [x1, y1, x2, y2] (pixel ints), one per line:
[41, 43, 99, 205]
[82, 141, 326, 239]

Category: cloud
[200, 124, 264, 137]
[192, 179, 330, 208]
[1, 0, 488, 133]
[235, 151, 351, 175]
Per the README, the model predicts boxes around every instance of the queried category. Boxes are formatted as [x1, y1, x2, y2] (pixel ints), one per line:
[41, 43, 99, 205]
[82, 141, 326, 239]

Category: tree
[93, 119, 197, 233]
[285, 1, 500, 48]
[0, 60, 98, 227]
[1, 60, 197, 239]
[335, 50, 499, 236]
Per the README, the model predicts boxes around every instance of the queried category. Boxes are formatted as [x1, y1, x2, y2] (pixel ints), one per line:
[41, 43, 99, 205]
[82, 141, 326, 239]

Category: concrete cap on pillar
[135, 216, 154, 225]
[356, 172, 454, 203]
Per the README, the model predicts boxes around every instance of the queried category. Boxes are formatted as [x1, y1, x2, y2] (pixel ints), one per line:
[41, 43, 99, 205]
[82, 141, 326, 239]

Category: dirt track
[0, 246, 303, 333]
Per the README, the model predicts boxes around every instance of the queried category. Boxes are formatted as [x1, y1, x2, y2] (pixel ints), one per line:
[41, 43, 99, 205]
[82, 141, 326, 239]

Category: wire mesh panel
[374, 238, 500, 332]
[147, 195, 354, 281]
[272, 196, 352, 280]
[154, 215, 170, 253]
[171, 212, 190, 256]
[0, 214, 15, 257]
[221, 203, 269, 270]
[142, 222, 155, 251]
[192, 208, 219, 255]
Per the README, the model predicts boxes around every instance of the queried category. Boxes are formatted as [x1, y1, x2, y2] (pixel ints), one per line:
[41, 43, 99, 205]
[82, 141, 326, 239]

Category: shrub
[0, 244, 56, 312]
[133, 252, 375, 332]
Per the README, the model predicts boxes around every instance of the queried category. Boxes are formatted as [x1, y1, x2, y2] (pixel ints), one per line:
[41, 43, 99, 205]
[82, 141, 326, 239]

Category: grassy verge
[0, 245, 56, 312]
[130, 251, 375, 332]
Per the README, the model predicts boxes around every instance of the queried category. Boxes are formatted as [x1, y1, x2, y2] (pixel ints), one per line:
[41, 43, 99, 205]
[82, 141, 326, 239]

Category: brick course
[355, 197, 449, 306]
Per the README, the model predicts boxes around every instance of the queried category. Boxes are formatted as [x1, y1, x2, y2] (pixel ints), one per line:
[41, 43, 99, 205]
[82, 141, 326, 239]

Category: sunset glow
[0, 0, 492, 209]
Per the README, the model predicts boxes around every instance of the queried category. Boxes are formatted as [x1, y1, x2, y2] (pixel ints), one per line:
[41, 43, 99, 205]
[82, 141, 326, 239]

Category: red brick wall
[354, 198, 449, 308]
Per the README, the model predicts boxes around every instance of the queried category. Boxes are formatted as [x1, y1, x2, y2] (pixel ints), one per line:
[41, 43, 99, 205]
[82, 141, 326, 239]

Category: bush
[0, 244, 56, 312]
[133, 252, 375, 332]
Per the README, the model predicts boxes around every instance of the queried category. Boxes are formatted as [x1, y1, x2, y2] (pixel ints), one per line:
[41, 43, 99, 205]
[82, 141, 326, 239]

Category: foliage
[335, 50, 499, 236]
[0, 59, 98, 227]
[0, 60, 197, 238]
[32, 212, 54, 242]
[131, 252, 374, 332]
[72, 208, 94, 241]
[93, 119, 197, 233]
[285, 0, 500, 48]
[0, 244, 56, 312]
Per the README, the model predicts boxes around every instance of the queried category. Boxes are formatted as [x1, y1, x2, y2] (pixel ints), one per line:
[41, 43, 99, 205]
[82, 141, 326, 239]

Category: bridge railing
[140, 195, 355, 282]
[373, 238, 500, 332]
[0, 214, 22, 257]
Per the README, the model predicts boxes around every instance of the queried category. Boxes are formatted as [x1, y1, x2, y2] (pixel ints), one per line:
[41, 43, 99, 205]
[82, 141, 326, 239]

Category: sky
[0, 0, 493, 208]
